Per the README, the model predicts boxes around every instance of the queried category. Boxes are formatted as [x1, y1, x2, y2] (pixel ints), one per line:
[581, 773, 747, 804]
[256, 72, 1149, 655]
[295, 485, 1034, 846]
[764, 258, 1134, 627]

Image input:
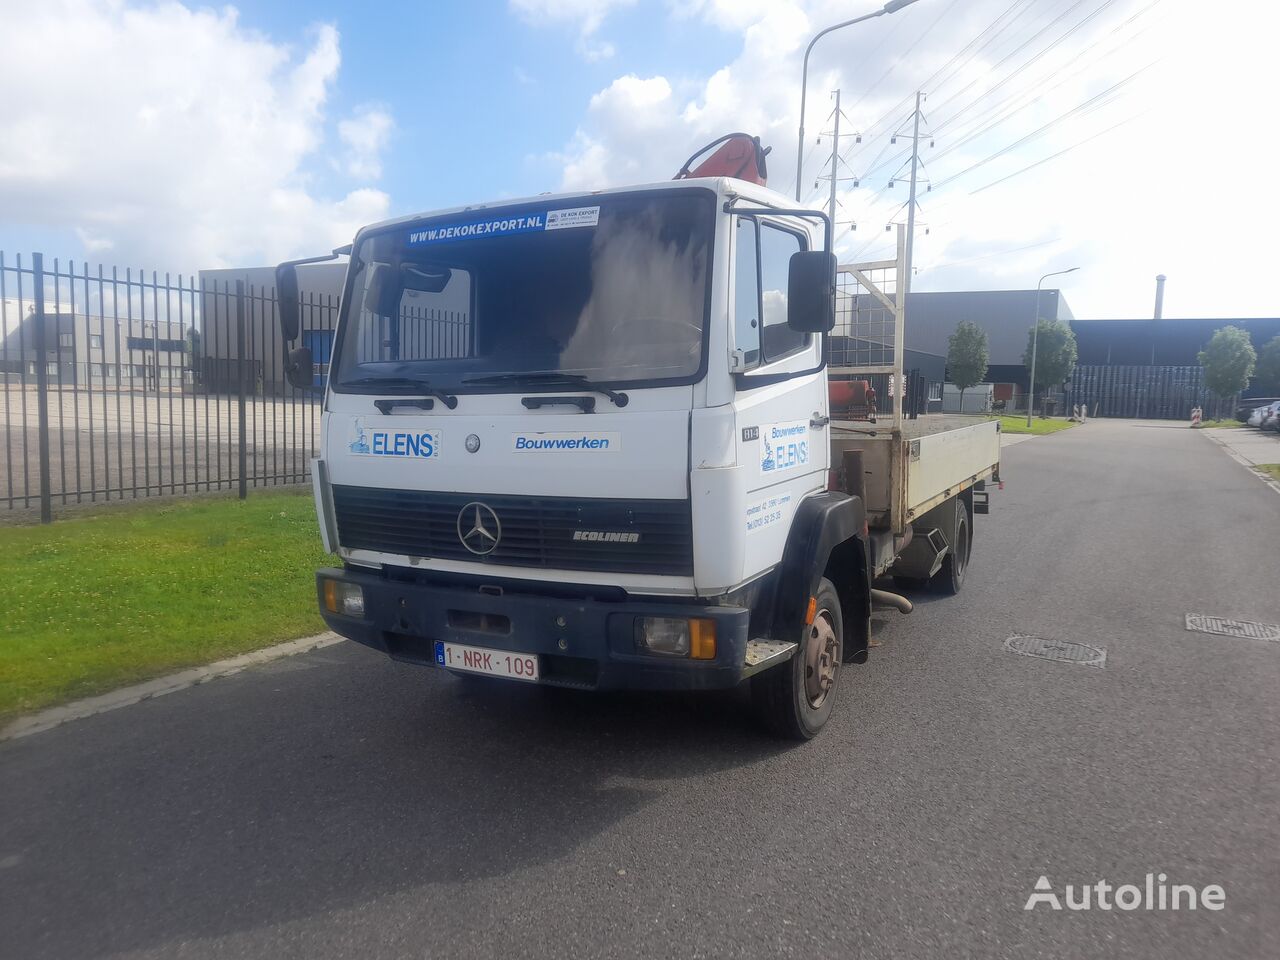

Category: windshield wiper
[341, 376, 458, 409]
[463, 373, 629, 407]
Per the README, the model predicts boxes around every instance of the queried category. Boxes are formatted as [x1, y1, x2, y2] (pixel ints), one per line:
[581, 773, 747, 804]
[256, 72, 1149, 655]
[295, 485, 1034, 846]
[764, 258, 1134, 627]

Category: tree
[1253, 335, 1280, 394]
[947, 321, 989, 412]
[1023, 319, 1077, 413]
[1198, 326, 1256, 413]
[185, 325, 203, 379]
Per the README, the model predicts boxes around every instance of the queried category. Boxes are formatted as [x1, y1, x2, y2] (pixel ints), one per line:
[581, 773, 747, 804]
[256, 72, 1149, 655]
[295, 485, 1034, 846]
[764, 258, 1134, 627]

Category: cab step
[743, 639, 798, 678]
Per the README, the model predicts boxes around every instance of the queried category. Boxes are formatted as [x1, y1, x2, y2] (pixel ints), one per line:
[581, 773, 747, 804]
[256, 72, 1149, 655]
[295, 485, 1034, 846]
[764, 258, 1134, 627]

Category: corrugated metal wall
[1066, 365, 1211, 419]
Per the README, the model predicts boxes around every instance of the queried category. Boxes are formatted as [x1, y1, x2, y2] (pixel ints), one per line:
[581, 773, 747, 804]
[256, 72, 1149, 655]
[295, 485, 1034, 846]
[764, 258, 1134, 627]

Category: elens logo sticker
[759, 421, 808, 474]
[349, 419, 440, 459]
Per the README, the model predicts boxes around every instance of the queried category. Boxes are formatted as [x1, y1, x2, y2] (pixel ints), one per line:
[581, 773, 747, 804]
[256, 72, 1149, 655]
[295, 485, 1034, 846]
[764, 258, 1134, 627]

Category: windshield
[331, 191, 714, 391]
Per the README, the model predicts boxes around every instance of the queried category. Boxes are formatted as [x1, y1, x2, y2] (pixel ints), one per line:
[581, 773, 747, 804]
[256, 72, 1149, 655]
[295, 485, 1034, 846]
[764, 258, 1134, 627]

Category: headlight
[635, 617, 716, 659]
[322, 578, 366, 617]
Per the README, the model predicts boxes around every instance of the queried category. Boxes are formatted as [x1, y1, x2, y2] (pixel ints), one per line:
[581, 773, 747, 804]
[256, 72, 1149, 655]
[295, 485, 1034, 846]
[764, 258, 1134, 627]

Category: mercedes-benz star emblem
[457, 502, 501, 555]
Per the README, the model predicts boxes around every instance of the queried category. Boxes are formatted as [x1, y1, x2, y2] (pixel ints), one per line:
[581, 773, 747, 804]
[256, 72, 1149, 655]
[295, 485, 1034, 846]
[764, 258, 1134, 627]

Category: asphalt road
[2, 419, 1278, 959]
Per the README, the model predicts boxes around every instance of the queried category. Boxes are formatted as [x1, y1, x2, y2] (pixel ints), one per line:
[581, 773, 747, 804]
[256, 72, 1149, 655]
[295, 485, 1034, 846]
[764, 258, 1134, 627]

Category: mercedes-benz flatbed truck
[276, 150, 999, 739]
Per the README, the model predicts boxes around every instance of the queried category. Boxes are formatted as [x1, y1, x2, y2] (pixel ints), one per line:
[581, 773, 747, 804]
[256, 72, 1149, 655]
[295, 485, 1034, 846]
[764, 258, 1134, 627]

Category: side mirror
[276, 263, 300, 342]
[284, 346, 314, 390]
[787, 250, 836, 333]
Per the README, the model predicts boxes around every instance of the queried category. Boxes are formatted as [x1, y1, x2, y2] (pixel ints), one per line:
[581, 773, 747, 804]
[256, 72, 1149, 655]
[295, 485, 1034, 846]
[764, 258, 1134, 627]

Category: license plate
[434, 641, 540, 682]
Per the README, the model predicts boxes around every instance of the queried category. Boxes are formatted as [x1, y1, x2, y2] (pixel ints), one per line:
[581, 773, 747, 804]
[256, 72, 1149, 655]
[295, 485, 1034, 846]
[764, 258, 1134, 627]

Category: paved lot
[1, 419, 1277, 959]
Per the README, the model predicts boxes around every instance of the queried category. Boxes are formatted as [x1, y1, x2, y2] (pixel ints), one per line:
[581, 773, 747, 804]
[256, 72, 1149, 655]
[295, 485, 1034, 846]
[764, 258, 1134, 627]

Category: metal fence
[1065, 364, 1219, 420]
[0, 252, 336, 522]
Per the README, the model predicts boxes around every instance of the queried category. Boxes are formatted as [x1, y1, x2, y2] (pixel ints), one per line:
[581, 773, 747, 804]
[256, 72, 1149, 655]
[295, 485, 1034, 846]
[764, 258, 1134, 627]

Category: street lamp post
[795, 0, 920, 202]
[1027, 267, 1080, 427]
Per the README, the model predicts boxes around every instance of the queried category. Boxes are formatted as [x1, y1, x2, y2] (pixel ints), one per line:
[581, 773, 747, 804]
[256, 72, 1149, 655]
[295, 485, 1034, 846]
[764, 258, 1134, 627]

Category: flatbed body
[830, 416, 1001, 533]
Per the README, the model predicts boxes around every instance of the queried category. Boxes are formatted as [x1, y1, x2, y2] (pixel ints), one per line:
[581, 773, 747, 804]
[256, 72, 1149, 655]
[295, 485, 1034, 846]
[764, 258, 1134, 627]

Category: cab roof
[355, 177, 807, 240]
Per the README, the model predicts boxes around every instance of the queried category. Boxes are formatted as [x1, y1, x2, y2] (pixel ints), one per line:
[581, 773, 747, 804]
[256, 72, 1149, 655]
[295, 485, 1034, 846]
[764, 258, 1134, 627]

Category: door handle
[810, 414, 830, 428]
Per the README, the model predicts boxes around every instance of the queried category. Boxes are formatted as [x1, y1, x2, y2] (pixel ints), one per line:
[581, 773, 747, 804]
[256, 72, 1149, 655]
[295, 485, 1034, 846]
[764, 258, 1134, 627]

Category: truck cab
[279, 176, 927, 738]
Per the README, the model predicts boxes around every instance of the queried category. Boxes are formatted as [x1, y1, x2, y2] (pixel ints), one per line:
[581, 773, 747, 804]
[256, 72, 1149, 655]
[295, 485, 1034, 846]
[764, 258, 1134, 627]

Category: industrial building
[0, 309, 189, 389]
[196, 263, 345, 392]
[903, 285, 1279, 419]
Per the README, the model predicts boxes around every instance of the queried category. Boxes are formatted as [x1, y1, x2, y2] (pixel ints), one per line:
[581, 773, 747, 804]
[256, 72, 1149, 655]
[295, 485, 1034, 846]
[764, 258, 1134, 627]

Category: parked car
[1236, 397, 1280, 422]
[1263, 401, 1280, 432]
[1246, 404, 1269, 428]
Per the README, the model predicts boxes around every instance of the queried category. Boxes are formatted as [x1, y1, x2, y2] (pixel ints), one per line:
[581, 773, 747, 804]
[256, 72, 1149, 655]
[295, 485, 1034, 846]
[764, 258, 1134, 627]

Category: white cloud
[0, 0, 391, 270]
[551, 2, 809, 192]
[338, 105, 394, 179]
[74, 227, 115, 254]
[550, 0, 1280, 318]
[510, 0, 636, 60]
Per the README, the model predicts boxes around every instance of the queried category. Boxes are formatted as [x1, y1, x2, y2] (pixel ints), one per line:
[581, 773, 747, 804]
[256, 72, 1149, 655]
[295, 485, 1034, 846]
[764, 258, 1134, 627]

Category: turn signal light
[322, 578, 366, 617]
[689, 619, 717, 660]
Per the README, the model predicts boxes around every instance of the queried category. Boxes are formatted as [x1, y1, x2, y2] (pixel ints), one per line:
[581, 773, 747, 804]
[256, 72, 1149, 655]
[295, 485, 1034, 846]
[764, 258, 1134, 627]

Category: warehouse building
[196, 263, 345, 392]
[903, 289, 1279, 419]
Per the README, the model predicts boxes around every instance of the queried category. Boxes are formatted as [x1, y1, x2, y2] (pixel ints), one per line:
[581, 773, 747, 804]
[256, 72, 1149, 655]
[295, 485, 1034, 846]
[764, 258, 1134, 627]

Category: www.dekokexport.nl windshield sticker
[406, 206, 600, 246]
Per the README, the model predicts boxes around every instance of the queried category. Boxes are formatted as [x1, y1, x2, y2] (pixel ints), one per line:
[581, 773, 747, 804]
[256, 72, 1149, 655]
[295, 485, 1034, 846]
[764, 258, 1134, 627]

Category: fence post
[32, 253, 53, 523]
[236, 280, 248, 500]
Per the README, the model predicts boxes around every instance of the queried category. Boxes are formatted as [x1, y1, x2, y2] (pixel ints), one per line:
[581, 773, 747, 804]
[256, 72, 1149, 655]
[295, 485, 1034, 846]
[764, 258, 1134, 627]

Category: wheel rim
[804, 609, 840, 708]
[955, 515, 970, 578]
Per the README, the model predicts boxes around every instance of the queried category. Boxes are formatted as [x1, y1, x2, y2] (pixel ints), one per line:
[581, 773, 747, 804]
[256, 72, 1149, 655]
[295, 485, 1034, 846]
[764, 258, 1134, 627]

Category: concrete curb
[1, 632, 344, 743]
[999, 434, 1036, 447]
[1199, 429, 1280, 497]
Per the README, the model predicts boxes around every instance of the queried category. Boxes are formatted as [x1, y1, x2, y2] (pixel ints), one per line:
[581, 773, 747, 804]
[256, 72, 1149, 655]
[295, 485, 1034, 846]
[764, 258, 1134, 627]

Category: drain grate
[1185, 615, 1280, 642]
[1003, 634, 1107, 668]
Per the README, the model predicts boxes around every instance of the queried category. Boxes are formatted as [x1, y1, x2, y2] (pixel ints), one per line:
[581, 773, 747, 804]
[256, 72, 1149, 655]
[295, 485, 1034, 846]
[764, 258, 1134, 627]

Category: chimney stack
[1153, 274, 1166, 320]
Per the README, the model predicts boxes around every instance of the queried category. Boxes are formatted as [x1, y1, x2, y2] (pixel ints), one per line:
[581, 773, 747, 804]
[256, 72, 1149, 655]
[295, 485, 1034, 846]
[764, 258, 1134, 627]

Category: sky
[1, 0, 1276, 320]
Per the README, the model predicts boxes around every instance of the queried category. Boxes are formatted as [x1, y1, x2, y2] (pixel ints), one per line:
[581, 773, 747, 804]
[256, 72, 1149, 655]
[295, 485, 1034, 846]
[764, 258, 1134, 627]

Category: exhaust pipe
[870, 588, 913, 614]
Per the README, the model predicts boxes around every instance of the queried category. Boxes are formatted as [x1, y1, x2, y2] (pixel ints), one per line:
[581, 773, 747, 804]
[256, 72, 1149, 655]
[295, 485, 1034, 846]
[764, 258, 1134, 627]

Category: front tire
[930, 500, 971, 596]
[752, 577, 844, 740]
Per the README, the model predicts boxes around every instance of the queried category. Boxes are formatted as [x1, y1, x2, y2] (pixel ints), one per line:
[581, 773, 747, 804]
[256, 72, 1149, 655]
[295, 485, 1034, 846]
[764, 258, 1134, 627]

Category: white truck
[276, 167, 1000, 739]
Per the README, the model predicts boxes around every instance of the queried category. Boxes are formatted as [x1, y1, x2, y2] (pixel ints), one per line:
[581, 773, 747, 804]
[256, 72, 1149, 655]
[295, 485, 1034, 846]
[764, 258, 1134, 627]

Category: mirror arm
[276, 245, 350, 344]
[278, 246, 349, 274]
[722, 201, 832, 253]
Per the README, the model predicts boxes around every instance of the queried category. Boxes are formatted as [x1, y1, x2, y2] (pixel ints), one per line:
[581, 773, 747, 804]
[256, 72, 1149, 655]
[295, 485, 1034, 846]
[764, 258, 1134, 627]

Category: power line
[931, 0, 1128, 129]
[968, 111, 1146, 194]
[840, 0, 1035, 170]
[842, 0, 1063, 181]
[931, 63, 1152, 190]
[841, 0, 966, 120]
[931, 58, 1151, 166]
[932, 0, 1163, 139]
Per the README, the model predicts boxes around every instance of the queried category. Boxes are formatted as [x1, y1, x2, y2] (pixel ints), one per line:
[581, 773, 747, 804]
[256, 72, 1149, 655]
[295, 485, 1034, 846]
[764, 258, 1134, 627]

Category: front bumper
[316, 567, 752, 691]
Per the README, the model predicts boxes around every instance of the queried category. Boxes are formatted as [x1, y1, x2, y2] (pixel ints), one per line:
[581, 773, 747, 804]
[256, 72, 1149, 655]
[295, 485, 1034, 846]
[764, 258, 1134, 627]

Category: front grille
[332, 485, 693, 576]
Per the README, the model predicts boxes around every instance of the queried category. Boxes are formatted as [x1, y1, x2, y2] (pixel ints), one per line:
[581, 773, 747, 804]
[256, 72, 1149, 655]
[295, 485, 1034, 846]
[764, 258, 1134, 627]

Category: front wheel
[751, 577, 844, 740]
[930, 500, 971, 596]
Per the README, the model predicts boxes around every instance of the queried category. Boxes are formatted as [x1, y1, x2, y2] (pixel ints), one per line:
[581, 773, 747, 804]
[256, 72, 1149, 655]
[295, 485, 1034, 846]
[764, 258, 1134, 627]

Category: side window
[733, 219, 760, 367]
[758, 222, 808, 361]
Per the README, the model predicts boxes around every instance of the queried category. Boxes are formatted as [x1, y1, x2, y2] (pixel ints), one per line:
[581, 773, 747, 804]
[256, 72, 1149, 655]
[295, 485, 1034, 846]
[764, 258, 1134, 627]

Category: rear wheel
[751, 577, 844, 740]
[931, 500, 971, 596]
